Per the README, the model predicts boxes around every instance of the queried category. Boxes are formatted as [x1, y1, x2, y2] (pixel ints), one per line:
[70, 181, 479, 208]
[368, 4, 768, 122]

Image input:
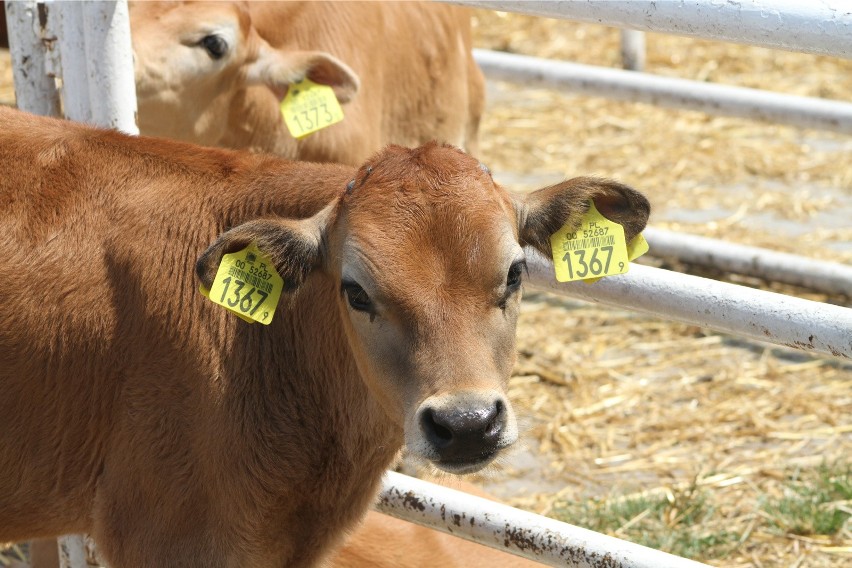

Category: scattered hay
[472, 10, 852, 265]
[466, 10, 852, 568]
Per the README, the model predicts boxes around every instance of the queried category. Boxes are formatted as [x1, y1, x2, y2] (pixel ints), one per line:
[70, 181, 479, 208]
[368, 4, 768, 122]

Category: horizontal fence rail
[526, 252, 852, 359]
[474, 49, 852, 134]
[644, 228, 852, 296]
[379, 472, 711, 568]
[453, 1, 852, 59]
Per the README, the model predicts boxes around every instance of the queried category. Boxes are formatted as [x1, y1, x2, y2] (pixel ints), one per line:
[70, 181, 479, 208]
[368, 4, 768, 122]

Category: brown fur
[0, 107, 648, 567]
[130, 1, 485, 164]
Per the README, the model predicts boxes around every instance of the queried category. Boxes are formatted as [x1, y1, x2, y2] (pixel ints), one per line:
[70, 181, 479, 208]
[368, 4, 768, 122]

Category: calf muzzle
[419, 397, 507, 473]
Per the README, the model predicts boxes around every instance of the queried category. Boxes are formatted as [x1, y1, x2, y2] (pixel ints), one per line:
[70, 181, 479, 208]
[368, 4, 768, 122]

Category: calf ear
[246, 41, 361, 104]
[196, 205, 333, 293]
[517, 177, 650, 257]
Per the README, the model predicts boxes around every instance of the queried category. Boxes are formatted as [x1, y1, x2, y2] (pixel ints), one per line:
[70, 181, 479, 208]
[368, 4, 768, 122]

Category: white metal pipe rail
[620, 29, 645, 71]
[58, 536, 91, 568]
[526, 252, 852, 360]
[55, 0, 138, 134]
[379, 471, 711, 568]
[54, 0, 91, 123]
[5, 0, 59, 116]
[474, 49, 852, 134]
[453, 1, 852, 59]
[644, 227, 852, 297]
[8, 0, 139, 134]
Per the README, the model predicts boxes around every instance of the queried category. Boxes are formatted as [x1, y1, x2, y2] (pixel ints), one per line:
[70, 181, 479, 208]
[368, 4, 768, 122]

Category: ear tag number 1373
[200, 244, 284, 325]
[550, 201, 647, 283]
[280, 78, 344, 139]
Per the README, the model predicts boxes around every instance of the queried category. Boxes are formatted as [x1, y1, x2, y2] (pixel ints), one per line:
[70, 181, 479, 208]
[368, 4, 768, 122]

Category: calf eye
[199, 35, 228, 60]
[342, 280, 372, 312]
[498, 260, 526, 310]
[506, 260, 525, 291]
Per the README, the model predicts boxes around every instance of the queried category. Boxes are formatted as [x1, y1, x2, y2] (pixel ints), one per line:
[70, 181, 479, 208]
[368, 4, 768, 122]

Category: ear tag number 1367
[550, 201, 647, 283]
[280, 78, 344, 139]
[201, 244, 284, 325]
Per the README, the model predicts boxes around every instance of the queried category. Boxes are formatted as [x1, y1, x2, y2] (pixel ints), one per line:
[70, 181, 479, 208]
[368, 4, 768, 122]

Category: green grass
[761, 461, 852, 537]
[550, 461, 851, 563]
[551, 483, 739, 561]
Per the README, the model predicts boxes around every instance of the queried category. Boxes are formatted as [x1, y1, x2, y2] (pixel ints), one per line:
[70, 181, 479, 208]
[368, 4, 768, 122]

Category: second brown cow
[130, 1, 484, 164]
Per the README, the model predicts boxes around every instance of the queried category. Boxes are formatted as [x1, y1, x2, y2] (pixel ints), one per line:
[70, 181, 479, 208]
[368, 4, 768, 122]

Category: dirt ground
[1, 8, 850, 568]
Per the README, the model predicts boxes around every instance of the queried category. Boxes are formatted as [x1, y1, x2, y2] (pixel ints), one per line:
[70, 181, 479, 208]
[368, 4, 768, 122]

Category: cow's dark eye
[342, 280, 372, 312]
[506, 260, 525, 291]
[199, 35, 228, 60]
[498, 260, 526, 310]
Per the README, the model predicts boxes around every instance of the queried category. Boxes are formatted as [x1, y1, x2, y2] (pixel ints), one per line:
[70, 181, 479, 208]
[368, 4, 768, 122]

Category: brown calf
[0, 106, 649, 567]
[130, 1, 484, 164]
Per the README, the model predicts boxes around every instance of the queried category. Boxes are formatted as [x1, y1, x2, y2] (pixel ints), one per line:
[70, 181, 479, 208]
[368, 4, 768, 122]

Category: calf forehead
[132, 1, 251, 36]
[343, 143, 513, 225]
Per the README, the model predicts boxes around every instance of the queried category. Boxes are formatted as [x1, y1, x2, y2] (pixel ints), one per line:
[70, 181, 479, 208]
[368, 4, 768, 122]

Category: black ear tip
[593, 193, 628, 215]
[593, 181, 650, 222]
[195, 247, 217, 288]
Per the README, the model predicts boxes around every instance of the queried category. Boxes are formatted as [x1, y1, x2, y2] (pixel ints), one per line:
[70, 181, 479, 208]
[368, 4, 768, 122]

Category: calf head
[130, 1, 359, 145]
[197, 143, 649, 474]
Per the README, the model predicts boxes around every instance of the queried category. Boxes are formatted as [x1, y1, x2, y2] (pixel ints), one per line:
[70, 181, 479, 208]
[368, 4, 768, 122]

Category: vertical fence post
[58, 536, 87, 568]
[53, 1, 90, 123]
[620, 29, 646, 70]
[5, 0, 60, 115]
[52, 0, 138, 133]
[80, 0, 137, 133]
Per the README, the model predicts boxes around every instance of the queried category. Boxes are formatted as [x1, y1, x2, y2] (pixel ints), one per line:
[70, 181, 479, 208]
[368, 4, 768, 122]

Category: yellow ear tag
[202, 244, 284, 325]
[199, 285, 254, 324]
[581, 232, 650, 284]
[626, 233, 650, 262]
[280, 78, 344, 139]
[550, 201, 633, 283]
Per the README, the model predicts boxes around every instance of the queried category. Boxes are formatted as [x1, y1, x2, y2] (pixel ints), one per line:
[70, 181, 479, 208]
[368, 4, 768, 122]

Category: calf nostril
[422, 408, 454, 447]
[485, 400, 504, 438]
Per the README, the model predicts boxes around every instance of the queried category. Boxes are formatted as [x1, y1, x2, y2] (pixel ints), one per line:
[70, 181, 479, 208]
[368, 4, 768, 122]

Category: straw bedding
[465, 11, 851, 567]
[0, 10, 849, 566]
